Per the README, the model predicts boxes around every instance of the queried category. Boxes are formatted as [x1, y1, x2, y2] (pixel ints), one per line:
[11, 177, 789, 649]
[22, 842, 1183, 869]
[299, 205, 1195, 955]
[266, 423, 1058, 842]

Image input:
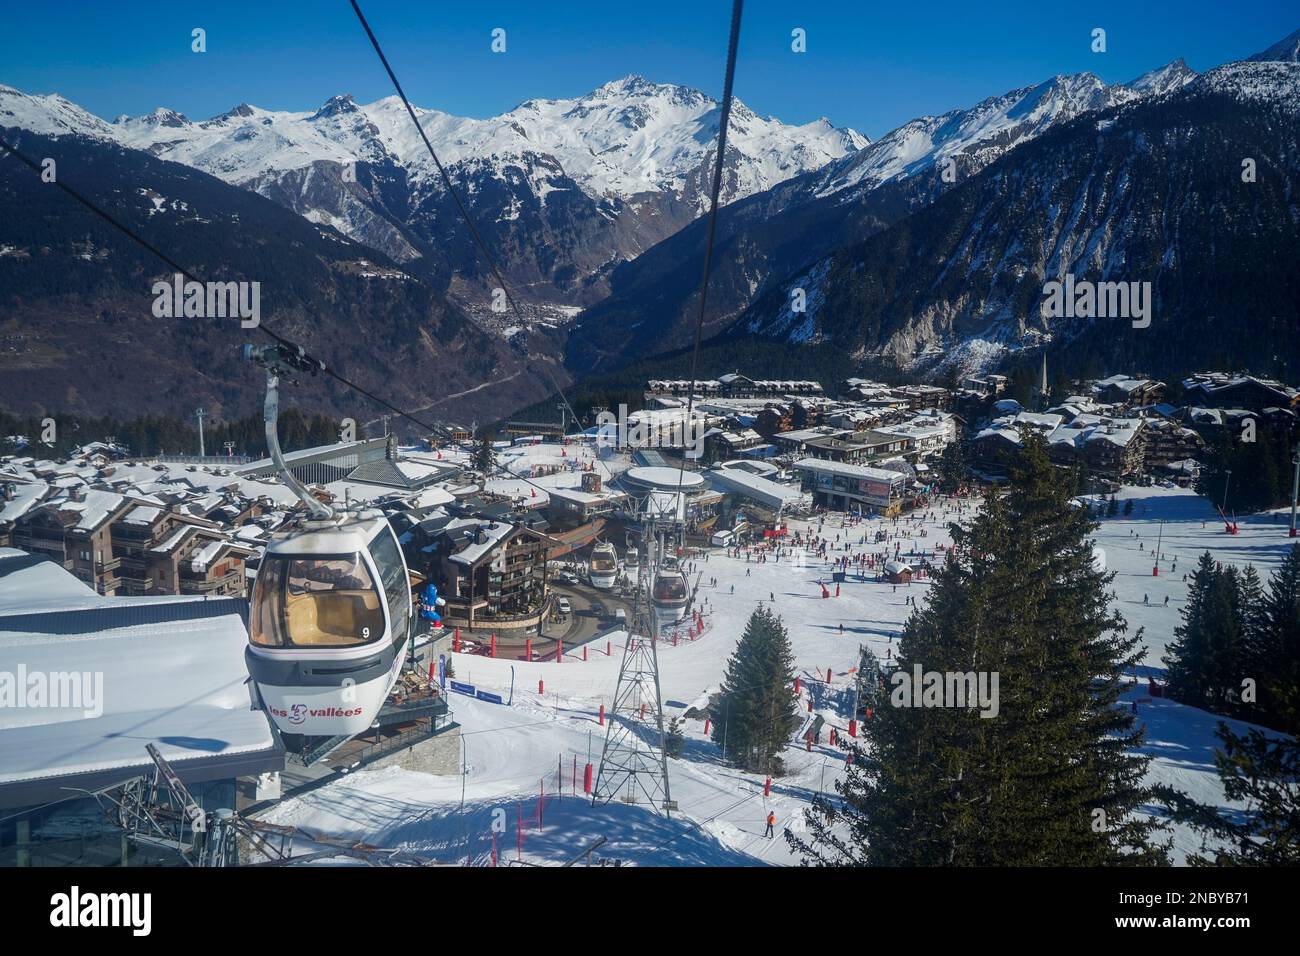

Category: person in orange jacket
[764, 811, 776, 838]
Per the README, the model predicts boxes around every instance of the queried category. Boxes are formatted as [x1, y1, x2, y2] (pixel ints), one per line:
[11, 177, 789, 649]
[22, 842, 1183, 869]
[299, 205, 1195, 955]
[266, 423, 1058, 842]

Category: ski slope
[263, 484, 1295, 865]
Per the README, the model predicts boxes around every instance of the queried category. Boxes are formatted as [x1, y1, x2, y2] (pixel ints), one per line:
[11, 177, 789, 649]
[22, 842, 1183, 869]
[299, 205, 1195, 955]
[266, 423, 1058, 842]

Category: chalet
[1182, 373, 1300, 412]
[703, 427, 766, 462]
[409, 517, 551, 631]
[148, 522, 256, 597]
[645, 374, 823, 403]
[1046, 418, 1147, 479]
[890, 384, 952, 412]
[970, 425, 1024, 478]
[961, 374, 1008, 397]
[13, 486, 132, 595]
[1142, 419, 1204, 469]
[883, 559, 913, 584]
[1090, 375, 1165, 408]
[802, 429, 911, 465]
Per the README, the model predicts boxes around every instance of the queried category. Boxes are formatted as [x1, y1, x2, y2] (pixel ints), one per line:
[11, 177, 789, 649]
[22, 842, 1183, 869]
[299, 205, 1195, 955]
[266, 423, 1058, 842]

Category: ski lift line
[671, 0, 743, 509]
[347, 0, 583, 435]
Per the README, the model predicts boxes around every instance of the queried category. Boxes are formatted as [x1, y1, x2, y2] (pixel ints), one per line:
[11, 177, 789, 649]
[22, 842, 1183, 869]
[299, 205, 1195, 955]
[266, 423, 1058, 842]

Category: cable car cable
[349, 0, 583, 435]
[671, 0, 743, 510]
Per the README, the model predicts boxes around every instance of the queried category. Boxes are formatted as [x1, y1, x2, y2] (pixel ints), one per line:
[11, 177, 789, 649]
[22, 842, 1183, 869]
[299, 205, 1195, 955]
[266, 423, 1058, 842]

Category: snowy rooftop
[792, 458, 908, 484]
[0, 477, 47, 526]
[42, 487, 127, 531]
[0, 550, 277, 796]
[704, 467, 807, 510]
[449, 521, 514, 566]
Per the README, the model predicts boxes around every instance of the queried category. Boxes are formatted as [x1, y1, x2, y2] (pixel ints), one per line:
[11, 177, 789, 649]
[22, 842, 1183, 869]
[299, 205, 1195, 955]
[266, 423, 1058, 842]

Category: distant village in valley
[4, 367, 1296, 614]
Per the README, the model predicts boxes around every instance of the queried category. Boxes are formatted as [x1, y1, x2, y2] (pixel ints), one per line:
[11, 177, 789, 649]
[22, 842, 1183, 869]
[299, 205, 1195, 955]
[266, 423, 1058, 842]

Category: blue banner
[450, 680, 476, 696]
[475, 690, 505, 705]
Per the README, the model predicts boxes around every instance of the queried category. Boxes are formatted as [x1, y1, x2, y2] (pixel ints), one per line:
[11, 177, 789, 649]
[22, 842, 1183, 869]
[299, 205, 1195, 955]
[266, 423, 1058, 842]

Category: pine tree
[1158, 725, 1300, 866]
[1123, 498, 1135, 517]
[1106, 495, 1119, 518]
[938, 440, 968, 494]
[1164, 554, 1245, 714]
[1235, 565, 1267, 720]
[790, 429, 1170, 865]
[473, 431, 497, 473]
[1254, 544, 1300, 734]
[710, 606, 800, 774]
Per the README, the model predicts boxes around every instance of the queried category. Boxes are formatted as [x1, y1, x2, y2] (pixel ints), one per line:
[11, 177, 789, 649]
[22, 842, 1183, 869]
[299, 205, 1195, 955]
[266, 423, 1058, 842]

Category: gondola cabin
[247, 513, 412, 737]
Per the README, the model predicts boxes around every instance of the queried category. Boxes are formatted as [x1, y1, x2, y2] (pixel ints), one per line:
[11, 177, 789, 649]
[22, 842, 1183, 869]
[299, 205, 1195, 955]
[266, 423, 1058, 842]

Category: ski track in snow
[262, 483, 1295, 866]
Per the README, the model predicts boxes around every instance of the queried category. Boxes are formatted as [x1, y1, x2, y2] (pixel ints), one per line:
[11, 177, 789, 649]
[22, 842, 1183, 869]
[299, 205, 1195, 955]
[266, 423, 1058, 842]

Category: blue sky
[2, 1, 1295, 138]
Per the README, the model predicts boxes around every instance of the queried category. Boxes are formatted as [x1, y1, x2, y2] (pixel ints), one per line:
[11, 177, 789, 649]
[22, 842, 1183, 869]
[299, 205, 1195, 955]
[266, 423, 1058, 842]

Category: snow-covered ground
[263, 485, 1296, 865]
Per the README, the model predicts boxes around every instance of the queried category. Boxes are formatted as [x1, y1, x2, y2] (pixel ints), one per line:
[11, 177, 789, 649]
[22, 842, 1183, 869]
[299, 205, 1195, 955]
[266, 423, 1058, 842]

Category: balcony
[179, 570, 243, 594]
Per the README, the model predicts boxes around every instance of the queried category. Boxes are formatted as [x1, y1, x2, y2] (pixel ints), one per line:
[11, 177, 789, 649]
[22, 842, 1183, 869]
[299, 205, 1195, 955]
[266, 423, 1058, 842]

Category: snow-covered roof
[41, 487, 126, 531]
[704, 467, 806, 510]
[188, 538, 227, 573]
[150, 523, 199, 555]
[120, 504, 164, 526]
[0, 478, 47, 526]
[792, 458, 908, 484]
[449, 521, 514, 566]
[0, 556, 277, 790]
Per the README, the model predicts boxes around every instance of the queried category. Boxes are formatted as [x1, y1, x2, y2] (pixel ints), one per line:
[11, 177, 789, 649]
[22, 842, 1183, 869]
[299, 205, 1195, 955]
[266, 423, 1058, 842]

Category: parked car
[557, 597, 572, 615]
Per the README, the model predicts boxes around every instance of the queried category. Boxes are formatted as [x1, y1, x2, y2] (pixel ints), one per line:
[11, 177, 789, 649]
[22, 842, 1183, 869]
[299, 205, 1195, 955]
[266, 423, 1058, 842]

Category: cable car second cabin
[247, 512, 412, 737]
[651, 569, 689, 622]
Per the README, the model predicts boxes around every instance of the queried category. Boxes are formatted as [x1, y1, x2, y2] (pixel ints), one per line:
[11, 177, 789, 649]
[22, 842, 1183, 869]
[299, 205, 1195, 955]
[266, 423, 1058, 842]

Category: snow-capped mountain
[806, 68, 1197, 202]
[0, 84, 116, 139]
[566, 66, 1200, 374]
[1125, 58, 1199, 96]
[108, 75, 864, 208]
[1247, 26, 1300, 62]
[734, 56, 1300, 380]
[0, 125, 549, 424]
[1, 76, 865, 309]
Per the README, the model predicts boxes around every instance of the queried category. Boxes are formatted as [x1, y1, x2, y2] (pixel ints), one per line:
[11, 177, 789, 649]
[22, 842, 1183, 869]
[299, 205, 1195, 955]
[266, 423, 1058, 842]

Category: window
[367, 528, 409, 645]
[250, 553, 385, 648]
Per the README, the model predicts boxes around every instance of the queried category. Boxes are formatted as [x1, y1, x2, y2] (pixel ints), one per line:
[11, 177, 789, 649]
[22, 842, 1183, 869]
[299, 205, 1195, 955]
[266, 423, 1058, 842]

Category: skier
[764, 811, 776, 839]
[1164, 595, 1169, 606]
[1144, 594, 1149, 605]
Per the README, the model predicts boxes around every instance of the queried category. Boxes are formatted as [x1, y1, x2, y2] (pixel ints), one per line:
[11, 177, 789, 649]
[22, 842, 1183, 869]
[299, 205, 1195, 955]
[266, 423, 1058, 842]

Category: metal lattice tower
[592, 518, 675, 814]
